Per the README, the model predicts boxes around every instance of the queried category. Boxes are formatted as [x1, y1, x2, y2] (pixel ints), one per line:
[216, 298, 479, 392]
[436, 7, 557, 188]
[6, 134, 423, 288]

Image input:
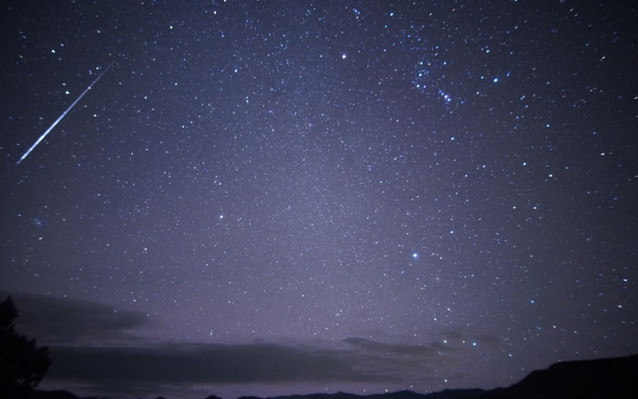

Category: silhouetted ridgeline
[236, 389, 486, 399]
[479, 353, 638, 399]
[27, 354, 638, 399]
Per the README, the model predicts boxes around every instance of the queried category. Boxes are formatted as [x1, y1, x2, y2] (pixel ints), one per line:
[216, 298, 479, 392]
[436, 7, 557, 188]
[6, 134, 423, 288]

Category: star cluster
[1, 1, 637, 398]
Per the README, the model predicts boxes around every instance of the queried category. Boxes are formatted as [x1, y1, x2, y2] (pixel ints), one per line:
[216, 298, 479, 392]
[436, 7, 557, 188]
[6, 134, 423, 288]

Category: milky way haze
[1, 1, 637, 399]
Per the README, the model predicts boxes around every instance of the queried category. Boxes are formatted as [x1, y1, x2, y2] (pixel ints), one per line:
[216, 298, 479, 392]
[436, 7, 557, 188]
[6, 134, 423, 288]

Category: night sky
[1, 1, 637, 399]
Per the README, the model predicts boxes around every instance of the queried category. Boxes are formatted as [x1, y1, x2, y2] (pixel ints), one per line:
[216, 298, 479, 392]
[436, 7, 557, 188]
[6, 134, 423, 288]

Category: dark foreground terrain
[27, 353, 638, 399]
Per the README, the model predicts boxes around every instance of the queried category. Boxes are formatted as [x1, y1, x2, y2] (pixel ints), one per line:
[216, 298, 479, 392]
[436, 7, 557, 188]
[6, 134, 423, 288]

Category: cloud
[45, 341, 376, 397]
[343, 337, 453, 357]
[0, 291, 151, 345]
[46, 337, 469, 393]
[48, 342, 370, 385]
[1, 292, 502, 398]
[341, 338, 457, 383]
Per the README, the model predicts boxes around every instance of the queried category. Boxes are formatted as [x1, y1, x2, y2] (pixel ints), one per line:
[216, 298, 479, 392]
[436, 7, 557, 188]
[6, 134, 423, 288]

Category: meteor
[16, 61, 114, 165]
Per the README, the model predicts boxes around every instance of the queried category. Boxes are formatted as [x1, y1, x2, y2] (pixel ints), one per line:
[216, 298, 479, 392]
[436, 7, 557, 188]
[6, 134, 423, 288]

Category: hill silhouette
[27, 353, 638, 399]
[480, 353, 638, 399]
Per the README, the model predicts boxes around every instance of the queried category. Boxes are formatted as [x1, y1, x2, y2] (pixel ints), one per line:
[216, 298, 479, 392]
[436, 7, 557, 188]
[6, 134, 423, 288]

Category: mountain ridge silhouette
[27, 353, 638, 399]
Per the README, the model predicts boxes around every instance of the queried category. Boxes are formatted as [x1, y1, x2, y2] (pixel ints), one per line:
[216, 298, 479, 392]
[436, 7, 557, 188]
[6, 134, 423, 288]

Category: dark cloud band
[48, 343, 368, 384]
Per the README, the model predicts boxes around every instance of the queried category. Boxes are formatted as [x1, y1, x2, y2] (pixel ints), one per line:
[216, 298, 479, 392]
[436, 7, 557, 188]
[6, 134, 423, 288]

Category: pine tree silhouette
[0, 296, 51, 398]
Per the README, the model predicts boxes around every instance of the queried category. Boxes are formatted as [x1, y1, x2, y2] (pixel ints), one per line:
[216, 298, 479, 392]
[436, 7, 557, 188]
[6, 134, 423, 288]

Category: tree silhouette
[0, 296, 51, 398]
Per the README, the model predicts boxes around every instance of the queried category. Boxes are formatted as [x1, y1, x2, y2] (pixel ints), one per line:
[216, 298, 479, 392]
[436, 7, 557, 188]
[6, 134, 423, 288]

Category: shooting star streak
[16, 61, 115, 165]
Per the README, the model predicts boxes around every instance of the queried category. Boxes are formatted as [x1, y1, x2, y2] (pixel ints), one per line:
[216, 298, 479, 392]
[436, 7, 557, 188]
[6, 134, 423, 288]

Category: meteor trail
[16, 61, 115, 165]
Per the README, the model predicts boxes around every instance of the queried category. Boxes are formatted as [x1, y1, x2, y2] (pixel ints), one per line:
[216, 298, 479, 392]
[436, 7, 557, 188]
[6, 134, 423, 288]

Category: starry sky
[1, 1, 637, 398]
